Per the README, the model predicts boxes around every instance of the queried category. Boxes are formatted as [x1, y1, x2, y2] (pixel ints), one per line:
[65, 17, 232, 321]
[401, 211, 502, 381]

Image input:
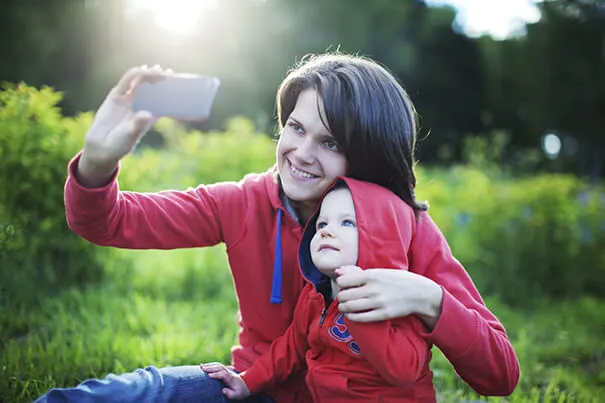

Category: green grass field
[2, 246, 604, 402]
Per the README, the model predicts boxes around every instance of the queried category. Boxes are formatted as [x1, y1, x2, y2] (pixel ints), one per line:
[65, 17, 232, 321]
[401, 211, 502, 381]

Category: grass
[2, 246, 605, 402]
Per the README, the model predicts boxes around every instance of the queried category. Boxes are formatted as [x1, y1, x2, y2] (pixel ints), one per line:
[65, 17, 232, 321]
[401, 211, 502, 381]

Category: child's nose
[320, 227, 334, 238]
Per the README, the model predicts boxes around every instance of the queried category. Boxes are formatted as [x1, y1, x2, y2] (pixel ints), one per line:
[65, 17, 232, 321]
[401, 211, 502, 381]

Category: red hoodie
[64, 154, 519, 402]
[242, 177, 436, 402]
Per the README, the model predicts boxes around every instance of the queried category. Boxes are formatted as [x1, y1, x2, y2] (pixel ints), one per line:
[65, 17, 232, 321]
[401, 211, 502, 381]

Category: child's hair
[276, 52, 428, 214]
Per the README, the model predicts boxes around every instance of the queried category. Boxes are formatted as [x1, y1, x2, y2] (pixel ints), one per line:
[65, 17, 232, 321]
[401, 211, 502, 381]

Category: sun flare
[130, 0, 215, 35]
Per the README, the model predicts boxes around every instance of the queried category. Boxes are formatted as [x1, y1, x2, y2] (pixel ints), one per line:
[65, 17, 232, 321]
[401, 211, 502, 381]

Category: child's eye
[316, 221, 327, 230]
[342, 219, 356, 227]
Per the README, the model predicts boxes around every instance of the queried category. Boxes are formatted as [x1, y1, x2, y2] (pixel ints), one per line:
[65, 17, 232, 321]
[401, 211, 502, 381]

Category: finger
[201, 361, 223, 366]
[133, 110, 155, 131]
[335, 265, 363, 277]
[208, 370, 231, 382]
[147, 64, 170, 83]
[336, 286, 372, 303]
[143, 64, 169, 79]
[202, 363, 226, 373]
[335, 271, 368, 289]
[344, 309, 389, 323]
[114, 66, 147, 95]
[223, 388, 244, 399]
[111, 111, 153, 151]
[201, 366, 220, 374]
[200, 363, 226, 373]
[338, 298, 378, 313]
[206, 368, 230, 380]
[202, 366, 221, 375]
[119, 65, 169, 97]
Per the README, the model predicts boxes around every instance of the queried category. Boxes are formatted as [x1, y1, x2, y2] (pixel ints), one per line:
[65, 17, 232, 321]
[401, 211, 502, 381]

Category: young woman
[37, 53, 519, 403]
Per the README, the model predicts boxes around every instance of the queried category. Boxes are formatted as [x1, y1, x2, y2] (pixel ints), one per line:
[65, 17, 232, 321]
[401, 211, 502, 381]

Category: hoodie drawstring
[271, 209, 283, 304]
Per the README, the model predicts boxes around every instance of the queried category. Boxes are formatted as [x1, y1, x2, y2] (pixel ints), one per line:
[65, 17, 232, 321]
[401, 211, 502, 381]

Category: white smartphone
[132, 74, 220, 121]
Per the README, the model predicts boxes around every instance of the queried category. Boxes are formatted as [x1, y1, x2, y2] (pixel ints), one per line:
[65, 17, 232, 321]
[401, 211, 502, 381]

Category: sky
[425, 0, 542, 40]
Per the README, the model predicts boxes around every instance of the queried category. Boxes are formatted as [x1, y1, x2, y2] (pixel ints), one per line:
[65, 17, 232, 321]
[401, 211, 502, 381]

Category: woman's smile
[287, 159, 319, 181]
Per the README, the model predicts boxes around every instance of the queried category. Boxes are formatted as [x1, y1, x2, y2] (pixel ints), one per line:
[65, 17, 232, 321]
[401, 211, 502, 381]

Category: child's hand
[201, 363, 251, 400]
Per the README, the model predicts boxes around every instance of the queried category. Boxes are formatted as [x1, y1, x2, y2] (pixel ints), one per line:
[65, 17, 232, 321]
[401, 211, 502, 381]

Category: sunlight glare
[543, 133, 562, 159]
[130, 0, 215, 35]
[426, 0, 542, 40]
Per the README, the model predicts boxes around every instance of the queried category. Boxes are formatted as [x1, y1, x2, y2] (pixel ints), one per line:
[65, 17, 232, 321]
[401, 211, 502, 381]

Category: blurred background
[1, 0, 603, 176]
[1, 0, 604, 402]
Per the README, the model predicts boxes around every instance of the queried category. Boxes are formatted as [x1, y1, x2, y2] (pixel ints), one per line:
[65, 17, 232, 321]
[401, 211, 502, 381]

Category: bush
[416, 166, 605, 306]
[2, 83, 603, 307]
[0, 83, 102, 303]
[118, 115, 276, 191]
[115, 117, 605, 306]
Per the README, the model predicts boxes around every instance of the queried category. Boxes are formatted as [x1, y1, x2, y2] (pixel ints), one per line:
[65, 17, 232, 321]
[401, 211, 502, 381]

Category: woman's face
[276, 88, 348, 219]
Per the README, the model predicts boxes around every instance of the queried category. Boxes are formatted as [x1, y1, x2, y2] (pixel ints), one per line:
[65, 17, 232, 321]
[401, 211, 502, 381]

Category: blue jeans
[35, 365, 274, 403]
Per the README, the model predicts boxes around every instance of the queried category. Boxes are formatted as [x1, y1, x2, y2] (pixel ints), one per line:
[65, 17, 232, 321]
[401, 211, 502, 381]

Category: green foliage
[417, 132, 605, 305]
[118, 116, 276, 192]
[1, 83, 604, 401]
[2, 246, 604, 402]
[1, 246, 239, 401]
[118, 118, 605, 305]
[0, 84, 102, 303]
[479, 175, 603, 302]
[417, 166, 605, 305]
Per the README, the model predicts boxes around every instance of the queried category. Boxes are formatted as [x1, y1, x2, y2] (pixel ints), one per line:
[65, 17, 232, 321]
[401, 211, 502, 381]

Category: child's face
[310, 187, 359, 278]
[276, 89, 349, 219]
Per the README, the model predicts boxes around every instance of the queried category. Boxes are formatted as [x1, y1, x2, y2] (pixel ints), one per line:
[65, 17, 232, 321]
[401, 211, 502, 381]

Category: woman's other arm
[335, 214, 520, 396]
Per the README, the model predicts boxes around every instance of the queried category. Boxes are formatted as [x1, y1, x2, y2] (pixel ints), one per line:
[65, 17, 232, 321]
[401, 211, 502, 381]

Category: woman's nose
[293, 136, 314, 164]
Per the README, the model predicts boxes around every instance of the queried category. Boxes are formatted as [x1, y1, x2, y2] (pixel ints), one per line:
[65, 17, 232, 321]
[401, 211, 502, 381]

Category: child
[202, 178, 440, 402]
[37, 53, 519, 403]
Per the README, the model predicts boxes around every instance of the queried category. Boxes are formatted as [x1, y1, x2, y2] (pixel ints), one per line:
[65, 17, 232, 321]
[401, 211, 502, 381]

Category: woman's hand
[78, 65, 170, 187]
[335, 265, 444, 330]
[201, 363, 251, 400]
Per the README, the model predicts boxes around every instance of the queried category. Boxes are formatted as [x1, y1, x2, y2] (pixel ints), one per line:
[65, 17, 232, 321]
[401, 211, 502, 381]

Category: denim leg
[35, 365, 229, 403]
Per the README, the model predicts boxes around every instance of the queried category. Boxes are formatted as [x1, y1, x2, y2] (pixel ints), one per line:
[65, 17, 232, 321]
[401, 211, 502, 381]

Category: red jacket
[242, 177, 436, 402]
[64, 154, 519, 402]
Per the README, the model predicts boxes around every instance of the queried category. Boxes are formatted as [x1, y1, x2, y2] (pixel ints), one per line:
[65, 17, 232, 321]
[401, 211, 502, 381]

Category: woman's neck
[296, 205, 315, 224]
[277, 178, 318, 224]
[289, 199, 316, 224]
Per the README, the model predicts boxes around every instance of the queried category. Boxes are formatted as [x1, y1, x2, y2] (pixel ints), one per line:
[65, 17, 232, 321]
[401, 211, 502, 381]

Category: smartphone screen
[132, 74, 220, 121]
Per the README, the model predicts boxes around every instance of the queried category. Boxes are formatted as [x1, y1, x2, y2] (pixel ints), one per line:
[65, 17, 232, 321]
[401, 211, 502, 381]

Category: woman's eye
[316, 221, 327, 230]
[342, 219, 356, 227]
[288, 122, 304, 134]
[323, 140, 340, 152]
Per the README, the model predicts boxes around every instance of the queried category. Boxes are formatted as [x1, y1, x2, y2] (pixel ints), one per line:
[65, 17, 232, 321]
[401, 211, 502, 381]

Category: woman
[38, 53, 519, 402]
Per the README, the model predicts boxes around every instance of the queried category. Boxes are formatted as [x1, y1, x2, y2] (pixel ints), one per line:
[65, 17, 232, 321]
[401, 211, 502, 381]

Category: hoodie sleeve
[412, 213, 520, 396]
[64, 152, 248, 249]
[344, 315, 428, 387]
[241, 285, 313, 394]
